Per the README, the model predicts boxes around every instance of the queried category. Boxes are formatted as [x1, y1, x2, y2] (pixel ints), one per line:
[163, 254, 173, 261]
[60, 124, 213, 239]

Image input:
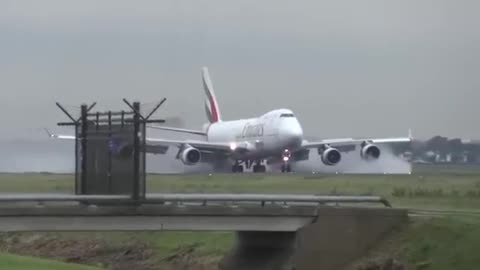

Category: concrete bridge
[0, 193, 407, 270]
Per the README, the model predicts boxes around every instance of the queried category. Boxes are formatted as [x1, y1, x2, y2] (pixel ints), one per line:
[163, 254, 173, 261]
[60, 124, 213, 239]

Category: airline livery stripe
[203, 77, 219, 123]
[208, 95, 219, 122]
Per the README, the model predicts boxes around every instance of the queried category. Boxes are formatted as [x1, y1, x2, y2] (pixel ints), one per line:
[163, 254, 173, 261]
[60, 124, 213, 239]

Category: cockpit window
[280, 113, 295, 118]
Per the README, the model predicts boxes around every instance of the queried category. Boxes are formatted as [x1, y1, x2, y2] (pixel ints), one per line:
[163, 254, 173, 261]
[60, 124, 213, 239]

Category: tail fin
[202, 67, 222, 123]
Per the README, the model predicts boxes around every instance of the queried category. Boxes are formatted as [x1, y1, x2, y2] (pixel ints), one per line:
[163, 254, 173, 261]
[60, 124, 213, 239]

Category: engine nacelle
[116, 144, 133, 158]
[360, 143, 381, 160]
[180, 147, 201, 165]
[108, 138, 133, 158]
[318, 146, 342, 166]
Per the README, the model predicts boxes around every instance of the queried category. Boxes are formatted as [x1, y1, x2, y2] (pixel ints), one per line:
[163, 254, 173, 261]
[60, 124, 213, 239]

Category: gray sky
[1, 0, 479, 140]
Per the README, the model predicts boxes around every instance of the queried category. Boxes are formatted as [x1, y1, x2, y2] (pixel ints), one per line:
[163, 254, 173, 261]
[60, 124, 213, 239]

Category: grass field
[0, 253, 102, 270]
[346, 216, 480, 270]
[3, 218, 479, 270]
[0, 166, 479, 270]
[0, 169, 479, 210]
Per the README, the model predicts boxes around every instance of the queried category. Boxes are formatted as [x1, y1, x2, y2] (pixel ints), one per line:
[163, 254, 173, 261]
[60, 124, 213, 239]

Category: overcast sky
[1, 0, 479, 140]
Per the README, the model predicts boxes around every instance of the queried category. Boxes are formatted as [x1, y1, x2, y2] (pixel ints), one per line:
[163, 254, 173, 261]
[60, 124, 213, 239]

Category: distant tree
[425, 136, 449, 161]
[447, 138, 463, 162]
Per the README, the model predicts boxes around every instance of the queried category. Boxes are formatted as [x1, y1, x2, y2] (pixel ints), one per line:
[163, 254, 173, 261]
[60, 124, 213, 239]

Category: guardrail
[0, 193, 392, 207]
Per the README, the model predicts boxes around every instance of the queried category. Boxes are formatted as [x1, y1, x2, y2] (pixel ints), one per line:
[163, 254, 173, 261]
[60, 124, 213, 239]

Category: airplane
[146, 67, 412, 173]
[48, 67, 412, 173]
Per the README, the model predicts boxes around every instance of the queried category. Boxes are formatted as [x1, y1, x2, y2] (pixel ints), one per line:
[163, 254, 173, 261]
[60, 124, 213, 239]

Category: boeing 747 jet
[49, 67, 411, 173]
[146, 67, 411, 173]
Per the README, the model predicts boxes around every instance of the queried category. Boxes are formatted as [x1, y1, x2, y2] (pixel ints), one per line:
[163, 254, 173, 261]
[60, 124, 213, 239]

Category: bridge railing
[0, 193, 391, 207]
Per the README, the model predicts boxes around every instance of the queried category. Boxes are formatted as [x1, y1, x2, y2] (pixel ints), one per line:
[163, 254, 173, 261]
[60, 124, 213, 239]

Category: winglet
[44, 128, 54, 138]
[408, 128, 413, 140]
[44, 128, 76, 140]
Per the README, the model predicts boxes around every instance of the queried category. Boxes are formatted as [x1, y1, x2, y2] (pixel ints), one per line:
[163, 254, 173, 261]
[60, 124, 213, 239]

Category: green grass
[382, 216, 480, 270]
[148, 173, 480, 209]
[414, 163, 480, 174]
[0, 231, 233, 270]
[46, 231, 234, 257]
[0, 169, 479, 269]
[6, 218, 480, 270]
[0, 173, 73, 193]
[347, 216, 480, 270]
[401, 217, 480, 270]
[1, 172, 479, 210]
[0, 253, 102, 270]
[141, 232, 233, 256]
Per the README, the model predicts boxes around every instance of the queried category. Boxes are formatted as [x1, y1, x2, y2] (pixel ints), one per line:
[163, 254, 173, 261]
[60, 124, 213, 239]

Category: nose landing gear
[281, 149, 292, 173]
[231, 161, 244, 173]
[281, 163, 292, 173]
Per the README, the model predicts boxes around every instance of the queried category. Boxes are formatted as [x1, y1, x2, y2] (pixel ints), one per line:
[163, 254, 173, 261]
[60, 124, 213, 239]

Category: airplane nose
[282, 121, 303, 147]
[287, 126, 303, 138]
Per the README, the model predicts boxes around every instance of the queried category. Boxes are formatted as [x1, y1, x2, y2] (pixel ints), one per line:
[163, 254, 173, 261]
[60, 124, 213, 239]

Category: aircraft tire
[253, 165, 266, 173]
[281, 164, 292, 173]
[232, 165, 244, 173]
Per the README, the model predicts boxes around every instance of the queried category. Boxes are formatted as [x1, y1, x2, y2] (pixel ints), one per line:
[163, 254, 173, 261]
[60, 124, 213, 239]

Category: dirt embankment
[0, 233, 219, 270]
[0, 233, 410, 270]
[350, 257, 408, 270]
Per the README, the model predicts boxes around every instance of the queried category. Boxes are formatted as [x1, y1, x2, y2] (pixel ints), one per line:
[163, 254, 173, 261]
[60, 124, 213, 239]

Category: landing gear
[231, 164, 244, 173]
[252, 160, 266, 173]
[281, 149, 293, 173]
[252, 165, 266, 173]
[232, 160, 266, 173]
[244, 160, 253, 170]
[281, 163, 292, 173]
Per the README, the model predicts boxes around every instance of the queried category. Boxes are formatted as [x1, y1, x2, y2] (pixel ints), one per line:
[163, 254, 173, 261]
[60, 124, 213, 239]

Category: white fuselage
[205, 109, 304, 160]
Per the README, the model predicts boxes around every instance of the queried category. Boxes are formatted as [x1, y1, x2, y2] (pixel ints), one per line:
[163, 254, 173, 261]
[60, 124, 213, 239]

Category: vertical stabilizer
[202, 67, 222, 123]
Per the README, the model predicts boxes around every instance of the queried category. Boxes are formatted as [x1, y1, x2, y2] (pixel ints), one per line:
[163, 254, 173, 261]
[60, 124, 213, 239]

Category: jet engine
[180, 147, 201, 165]
[360, 142, 381, 160]
[108, 138, 133, 158]
[318, 146, 342, 166]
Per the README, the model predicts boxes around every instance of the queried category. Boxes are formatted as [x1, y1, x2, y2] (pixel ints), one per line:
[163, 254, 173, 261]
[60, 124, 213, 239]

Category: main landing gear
[252, 161, 266, 173]
[231, 160, 266, 173]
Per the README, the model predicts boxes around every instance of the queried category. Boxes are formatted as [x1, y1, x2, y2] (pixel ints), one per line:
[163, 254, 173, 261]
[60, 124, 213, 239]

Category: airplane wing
[267, 136, 412, 164]
[45, 129, 236, 154]
[301, 137, 411, 149]
[147, 125, 207, 136]
[44, 129, 76, 140]
[145, 137, 233, 152]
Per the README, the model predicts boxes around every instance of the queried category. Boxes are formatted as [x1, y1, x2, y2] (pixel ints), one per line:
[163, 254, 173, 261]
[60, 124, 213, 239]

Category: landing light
[229, 143, 237, 151]
[283, 156, 289, 162]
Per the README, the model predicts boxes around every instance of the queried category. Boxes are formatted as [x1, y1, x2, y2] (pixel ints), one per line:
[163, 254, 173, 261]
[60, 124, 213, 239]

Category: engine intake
[361, 143, 381, 160]
[180, 147, 201, 165]
[318, 146, 341, 166]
